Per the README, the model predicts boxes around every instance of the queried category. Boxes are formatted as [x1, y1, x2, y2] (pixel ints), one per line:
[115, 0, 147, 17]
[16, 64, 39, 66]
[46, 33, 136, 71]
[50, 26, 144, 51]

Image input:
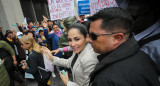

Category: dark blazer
[25, 50, 51, 85]
[90, 38, 160, 86]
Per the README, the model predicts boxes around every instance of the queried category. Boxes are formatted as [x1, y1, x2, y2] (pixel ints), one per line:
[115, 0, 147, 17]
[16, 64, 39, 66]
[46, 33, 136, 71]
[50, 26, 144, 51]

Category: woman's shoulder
[29, 50, 42, 57]
[83, 43, 95, 54]
[81, 48, 98, 59]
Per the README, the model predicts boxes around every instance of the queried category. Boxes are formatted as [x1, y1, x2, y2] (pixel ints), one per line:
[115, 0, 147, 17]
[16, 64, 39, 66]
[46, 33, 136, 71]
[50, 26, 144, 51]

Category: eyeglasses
[89, 32, 115, 40]
[89, 32, 128, 40]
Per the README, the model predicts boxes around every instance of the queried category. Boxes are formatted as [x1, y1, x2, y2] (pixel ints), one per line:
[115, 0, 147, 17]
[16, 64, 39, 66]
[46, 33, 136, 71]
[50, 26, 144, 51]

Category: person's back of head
[89, 7, 133, 38]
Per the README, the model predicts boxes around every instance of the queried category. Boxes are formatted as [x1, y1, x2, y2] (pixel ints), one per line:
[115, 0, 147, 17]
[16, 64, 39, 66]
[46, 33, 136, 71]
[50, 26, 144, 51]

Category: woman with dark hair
[43, 23, 63, 58]
[52, 24, 63, 37]
[42, 23, 98, 86]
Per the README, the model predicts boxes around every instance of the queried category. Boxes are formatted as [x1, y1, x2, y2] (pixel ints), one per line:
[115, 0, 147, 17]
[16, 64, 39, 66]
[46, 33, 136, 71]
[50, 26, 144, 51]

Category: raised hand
[41, 46, 54, 61]
[38, 38, 42, 43]
[51, 49, 60, 55]
[42, 21, 48, 28]
[42, 15, 48, 23]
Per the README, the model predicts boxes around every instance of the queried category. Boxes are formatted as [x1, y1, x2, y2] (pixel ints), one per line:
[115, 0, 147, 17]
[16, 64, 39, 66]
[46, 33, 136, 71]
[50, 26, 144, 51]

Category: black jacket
[90, 38, 160, 86]
[25, 50, 51, 85]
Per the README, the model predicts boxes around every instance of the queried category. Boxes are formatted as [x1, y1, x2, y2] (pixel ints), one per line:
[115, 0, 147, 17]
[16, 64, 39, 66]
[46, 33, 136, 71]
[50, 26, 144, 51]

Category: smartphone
[61, 70, 66, 75]
[18, 64, 23, 66]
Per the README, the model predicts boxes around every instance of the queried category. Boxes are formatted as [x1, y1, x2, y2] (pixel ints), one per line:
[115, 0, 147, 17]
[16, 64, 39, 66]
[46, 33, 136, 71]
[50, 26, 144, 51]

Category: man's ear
[113, 33, 124, 44]
[86, 34, 89, 42]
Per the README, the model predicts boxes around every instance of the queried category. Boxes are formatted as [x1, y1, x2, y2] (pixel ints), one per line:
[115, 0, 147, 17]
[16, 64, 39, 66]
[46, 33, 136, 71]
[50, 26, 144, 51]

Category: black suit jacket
[90, 38, 160, 86]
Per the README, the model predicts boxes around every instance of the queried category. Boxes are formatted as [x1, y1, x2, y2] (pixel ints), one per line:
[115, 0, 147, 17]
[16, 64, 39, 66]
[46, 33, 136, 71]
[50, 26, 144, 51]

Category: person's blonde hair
[20, 35, 41, 53]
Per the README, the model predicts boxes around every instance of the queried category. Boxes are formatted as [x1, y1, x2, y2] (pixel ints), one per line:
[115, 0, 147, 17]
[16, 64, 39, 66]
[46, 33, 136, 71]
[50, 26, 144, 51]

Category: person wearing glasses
[88, 7, 160, 86]
[42, 23, 99, 86]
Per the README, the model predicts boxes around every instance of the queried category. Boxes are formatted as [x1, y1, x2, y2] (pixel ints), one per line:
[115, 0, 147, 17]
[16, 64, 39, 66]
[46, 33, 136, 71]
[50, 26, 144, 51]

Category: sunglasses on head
[89, 32, 128, 40]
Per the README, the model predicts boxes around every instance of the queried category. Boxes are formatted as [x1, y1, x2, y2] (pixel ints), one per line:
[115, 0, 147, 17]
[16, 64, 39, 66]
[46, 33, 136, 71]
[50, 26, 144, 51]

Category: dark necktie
[71, 54, 78, 68]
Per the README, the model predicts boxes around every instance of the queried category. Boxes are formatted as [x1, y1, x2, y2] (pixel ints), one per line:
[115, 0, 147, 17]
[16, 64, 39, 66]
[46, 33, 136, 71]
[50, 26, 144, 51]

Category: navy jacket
[44, 28, 63, 57]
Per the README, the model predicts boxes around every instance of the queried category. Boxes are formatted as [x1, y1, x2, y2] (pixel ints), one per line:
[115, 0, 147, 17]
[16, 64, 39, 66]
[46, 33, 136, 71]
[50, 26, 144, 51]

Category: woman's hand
[38, 38, 43, 43]
[41, 46, 54, 61]
[59, 71, 69, 85]
[42, 15, 48, 23]
[51, 49, 60, 55]
[42, 21, 48, 28]
[22, 64, 27, 69]
[21, 60, 28, 69]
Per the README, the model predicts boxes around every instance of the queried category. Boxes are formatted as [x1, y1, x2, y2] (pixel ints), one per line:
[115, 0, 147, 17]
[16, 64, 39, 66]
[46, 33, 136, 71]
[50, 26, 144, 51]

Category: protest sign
[89, 0, 118, 15]
[78, 0, 90, 15]
[48, 0, 75, 20]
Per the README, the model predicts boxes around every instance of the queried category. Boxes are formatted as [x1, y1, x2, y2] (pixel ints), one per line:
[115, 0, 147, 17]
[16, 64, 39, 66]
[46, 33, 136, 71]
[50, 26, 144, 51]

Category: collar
[97, 52, 112, 62]
[90, 38, 139, 82]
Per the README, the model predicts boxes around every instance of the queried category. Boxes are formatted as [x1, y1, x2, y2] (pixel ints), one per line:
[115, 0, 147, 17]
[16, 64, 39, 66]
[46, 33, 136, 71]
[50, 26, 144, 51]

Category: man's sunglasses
[89, 32, 128, 40]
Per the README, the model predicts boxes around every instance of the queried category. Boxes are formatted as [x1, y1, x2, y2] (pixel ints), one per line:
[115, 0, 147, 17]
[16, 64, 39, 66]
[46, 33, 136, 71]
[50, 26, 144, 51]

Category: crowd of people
[0, 0, 160, 86]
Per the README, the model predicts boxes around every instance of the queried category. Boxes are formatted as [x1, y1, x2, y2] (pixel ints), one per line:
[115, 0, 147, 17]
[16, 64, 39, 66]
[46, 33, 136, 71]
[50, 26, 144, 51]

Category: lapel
[72, 43, 91, 79]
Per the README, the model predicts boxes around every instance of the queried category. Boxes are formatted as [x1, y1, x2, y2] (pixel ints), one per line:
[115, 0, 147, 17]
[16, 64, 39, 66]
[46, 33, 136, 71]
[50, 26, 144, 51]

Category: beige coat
[52, 43, 99, 86]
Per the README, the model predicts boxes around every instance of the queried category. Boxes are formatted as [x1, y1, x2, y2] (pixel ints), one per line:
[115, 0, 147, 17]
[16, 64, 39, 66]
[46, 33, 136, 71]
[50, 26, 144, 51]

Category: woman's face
[21, 41, 30, 50]
[68, 28, 87, 53]
[39, 31, 44, 36]
[53, 25, 60, 33]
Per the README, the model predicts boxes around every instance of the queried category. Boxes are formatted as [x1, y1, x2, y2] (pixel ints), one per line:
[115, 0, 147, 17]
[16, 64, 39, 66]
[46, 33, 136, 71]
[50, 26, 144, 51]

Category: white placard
[48, 0, 75, 20]
[90, 0, 118, 15]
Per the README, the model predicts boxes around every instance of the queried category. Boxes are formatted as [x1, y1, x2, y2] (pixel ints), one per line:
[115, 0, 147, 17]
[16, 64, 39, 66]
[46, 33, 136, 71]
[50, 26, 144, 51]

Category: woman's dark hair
[39, 30, 43, 34]
[67, 23, 88, 38]
[52, 24, 59, 28]
[81, 21, 90, 33]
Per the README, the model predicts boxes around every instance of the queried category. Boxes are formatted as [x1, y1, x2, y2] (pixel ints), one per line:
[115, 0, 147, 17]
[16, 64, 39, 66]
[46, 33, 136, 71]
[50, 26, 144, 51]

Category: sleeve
[67, 46, 72, 52]
[44, 28, 49, 40]
[58, 46, 72, 52]
[44, 28, 55, 41]
[0, 41, 15, 56]
[24, 53, 38, 74]
[52, 54, 74, 68]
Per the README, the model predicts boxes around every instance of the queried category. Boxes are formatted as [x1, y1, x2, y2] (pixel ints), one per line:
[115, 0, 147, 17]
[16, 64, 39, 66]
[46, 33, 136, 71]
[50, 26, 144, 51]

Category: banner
[78, 0, 90, 15]
[89, 0, 118, 15]
[48, 0, 75, 20]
